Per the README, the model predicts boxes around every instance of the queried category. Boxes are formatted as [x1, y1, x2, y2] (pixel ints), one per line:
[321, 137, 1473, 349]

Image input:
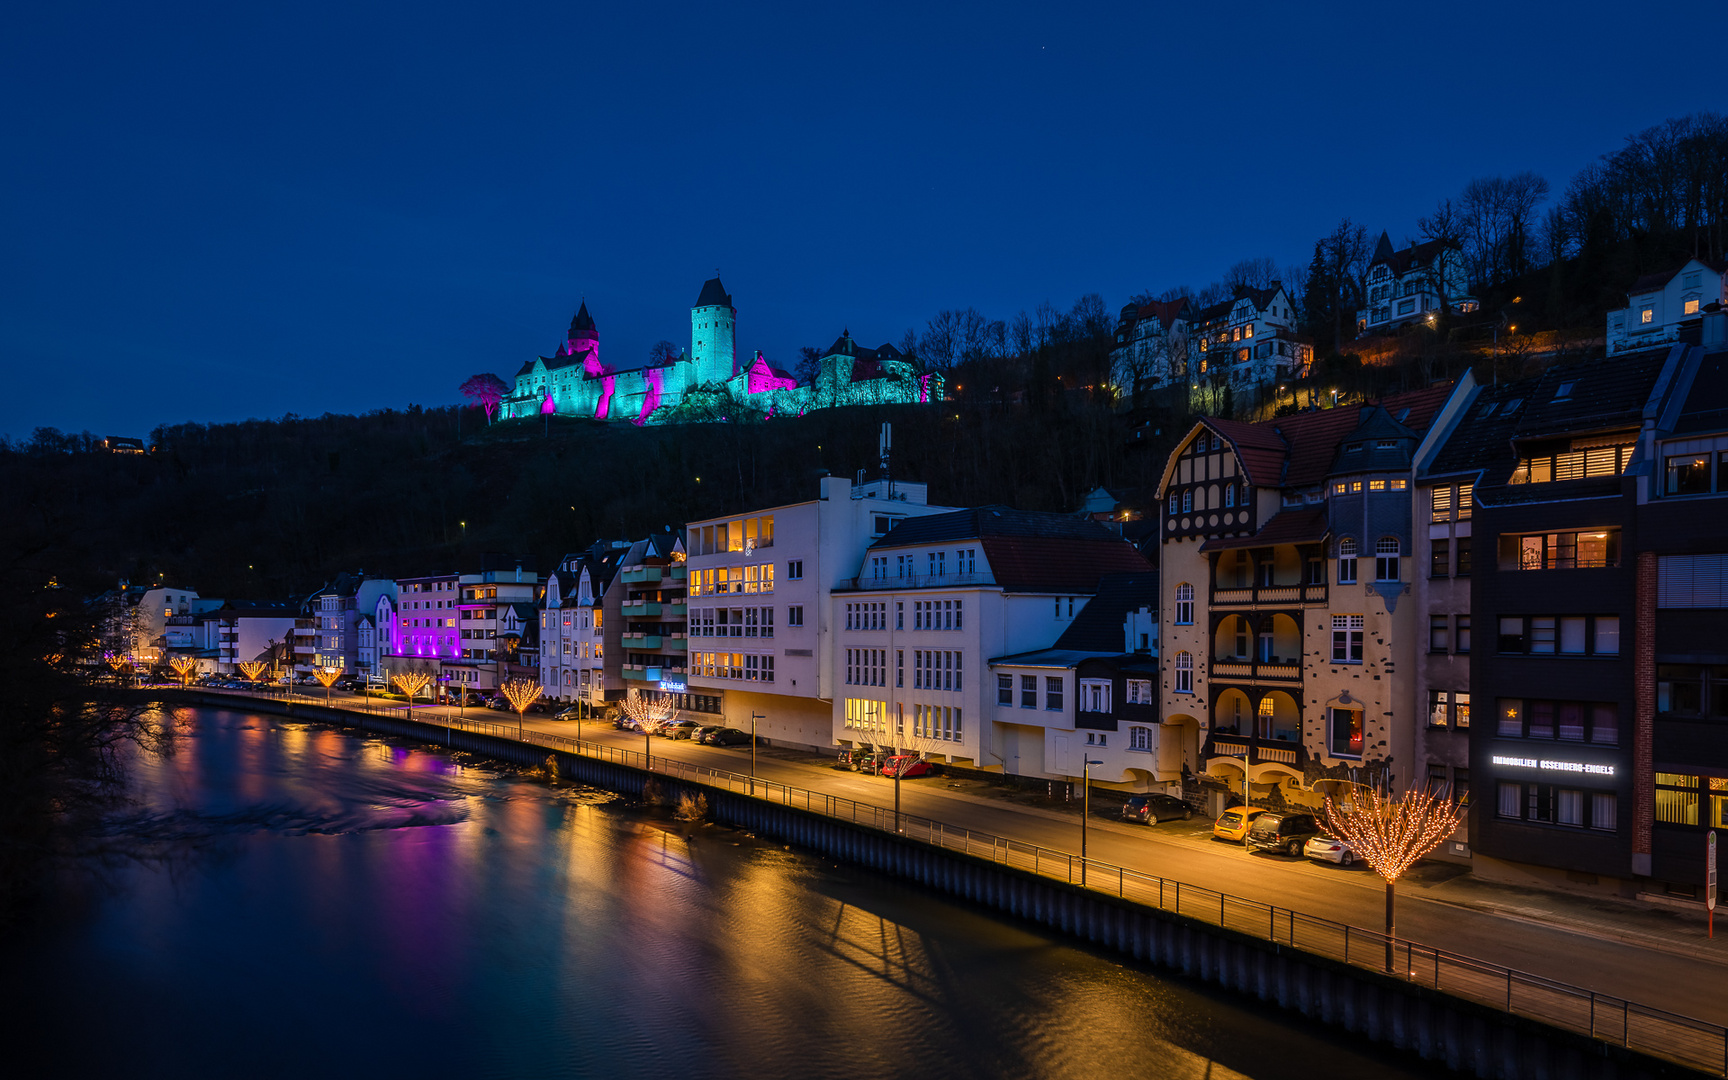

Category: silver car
[1303, 834, 1357, 866]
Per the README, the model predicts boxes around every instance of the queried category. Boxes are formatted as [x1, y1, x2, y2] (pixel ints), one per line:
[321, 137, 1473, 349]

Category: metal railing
[187, 686, 1728, 1076]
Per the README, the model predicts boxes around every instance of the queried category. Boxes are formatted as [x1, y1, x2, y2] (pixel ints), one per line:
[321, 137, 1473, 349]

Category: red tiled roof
[978, 536, 1153, 594]
[1186, 384, 1454, 490]
[1199, 506, 1328, 552]
[1135, 297, 1190, 330]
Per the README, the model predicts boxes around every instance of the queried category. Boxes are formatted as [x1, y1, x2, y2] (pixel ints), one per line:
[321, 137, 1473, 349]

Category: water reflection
[0, 708, 1443, 1079]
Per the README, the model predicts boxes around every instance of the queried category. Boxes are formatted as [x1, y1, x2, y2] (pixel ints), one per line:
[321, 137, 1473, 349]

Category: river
[2, 707, 1446, 1078]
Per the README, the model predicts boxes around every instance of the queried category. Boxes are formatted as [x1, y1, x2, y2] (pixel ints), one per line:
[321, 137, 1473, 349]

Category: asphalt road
[233, 687, 1728, 1029]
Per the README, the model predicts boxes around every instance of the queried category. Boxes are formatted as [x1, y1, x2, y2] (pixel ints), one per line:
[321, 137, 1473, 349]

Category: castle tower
[691, 276, 736, 384]
[561, 300, 599, 366]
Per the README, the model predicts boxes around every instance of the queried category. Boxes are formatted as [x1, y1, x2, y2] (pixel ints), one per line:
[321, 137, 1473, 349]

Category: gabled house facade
[1155, 386, 1456, 814]
[1605, 258, 1727, 356]
[1188, 284, 1311, 396]
[1356, 231, 1474, 334]
[1109, 298, 1191, 401]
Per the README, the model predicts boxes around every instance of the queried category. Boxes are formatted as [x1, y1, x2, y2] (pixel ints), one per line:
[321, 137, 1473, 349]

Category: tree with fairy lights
[169, 655, 197, 688]
[1324, 780, 1466, 973]
[238, 660, 267, 688]
[105, 654, 132, 686]
[314, 667, 340, 704]
[392, 671, 432, 716]
[620, 689, 677, 770]
[500, 676, 543, 738]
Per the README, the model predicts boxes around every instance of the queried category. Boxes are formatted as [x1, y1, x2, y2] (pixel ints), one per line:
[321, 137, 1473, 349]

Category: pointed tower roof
[569, 300, 597, 338]
[694, 276, 732, 309]
[1371, 231, 1395, 265]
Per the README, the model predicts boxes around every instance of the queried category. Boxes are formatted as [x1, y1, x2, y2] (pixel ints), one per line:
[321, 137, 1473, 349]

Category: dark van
[1244, 811, 1322, 855]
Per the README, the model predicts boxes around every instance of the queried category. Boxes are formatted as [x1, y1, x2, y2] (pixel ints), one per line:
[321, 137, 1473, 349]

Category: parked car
[1304, 834, 1357, 866]
[1121, 793, 1194, 825]
[660, 720, 699, 739]
[692, 724, 725, 744]
[1212, 806, 1269, 843]
[707, 727, 756, 747]
[486, 696, 511, 711]
[881, 755, 933, 779]
[1245, 811, 1324, 856]
[552, 706, 583, 722]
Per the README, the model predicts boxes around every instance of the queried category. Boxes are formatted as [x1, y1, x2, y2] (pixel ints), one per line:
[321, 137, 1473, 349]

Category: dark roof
[1676, 345, 1728, 435]
[1327, 405, 1419, 476]
[1369, 233, 1453, 277]
[821, 332, 908, 378]
[1201, 384, 1453, 489]
[1428, 347, 1675, 492]
[568, 300, 596, 337]
[873, 507, 1153, 594]
[1199, 506, 1329, 552]
[1627, 258, 1728, 297]
[1053, 572, 1158, 651]
[987, 648, 1110, 668]
[694, 276, 733, 309]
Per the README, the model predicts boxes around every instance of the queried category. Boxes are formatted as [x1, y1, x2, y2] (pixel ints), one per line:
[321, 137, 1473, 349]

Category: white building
[684, 475, 958, 752]
[1109, 297, 1192, 400]
[540, 540, 633, 708]
[831, 506, 1154, 774]
[1189, 284, 1311, 395]
[1606, 257, 1727, 356]
[1356, 232, 1475, 334]
[102, 583, 223, 661]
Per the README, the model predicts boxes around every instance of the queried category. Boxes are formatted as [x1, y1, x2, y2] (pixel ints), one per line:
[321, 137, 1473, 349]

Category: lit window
[1684, 298, 1700, 315]
[1641, 307, 1654, 324]
[1369, 480, 1387, 491]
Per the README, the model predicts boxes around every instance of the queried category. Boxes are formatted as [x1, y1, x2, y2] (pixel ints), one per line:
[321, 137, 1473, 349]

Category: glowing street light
[500, 676, 543, 739]
[1324, 782, 1465, 973]
[1080, 757, 1104, 886]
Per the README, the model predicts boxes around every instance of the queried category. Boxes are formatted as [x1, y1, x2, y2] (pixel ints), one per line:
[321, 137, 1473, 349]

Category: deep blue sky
[2, 1, 1716, 439]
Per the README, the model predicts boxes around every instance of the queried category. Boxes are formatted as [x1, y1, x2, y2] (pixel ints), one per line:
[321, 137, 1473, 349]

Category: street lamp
[1080, 757, 1103, 887]
[750, 711, 764, 796]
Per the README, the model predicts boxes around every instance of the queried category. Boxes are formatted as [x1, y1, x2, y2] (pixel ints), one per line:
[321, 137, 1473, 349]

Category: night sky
[3, 1, 1716, 440]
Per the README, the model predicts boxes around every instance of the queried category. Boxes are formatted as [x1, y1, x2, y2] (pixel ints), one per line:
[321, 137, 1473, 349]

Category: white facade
[1356, 234, 1474, 333]
[1606, 258, 1727, 356]
[1189, 285, 1311, 393]
[685, 476, 957, 752]
[109, 586, 222, 660]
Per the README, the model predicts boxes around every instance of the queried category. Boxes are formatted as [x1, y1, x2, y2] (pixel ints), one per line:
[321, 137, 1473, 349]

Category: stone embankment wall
[186, 693, 1703, 1080]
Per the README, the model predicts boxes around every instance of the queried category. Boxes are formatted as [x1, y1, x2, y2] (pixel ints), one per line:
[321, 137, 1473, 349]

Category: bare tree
[1324, 783, 1464, 972]
[1224, 257, 1280, 291]
[648, 340, 680, 366]
[919, 310, 961, 370]
[1460, 173, 1551, 286]
[1415, 198, 1468, 326]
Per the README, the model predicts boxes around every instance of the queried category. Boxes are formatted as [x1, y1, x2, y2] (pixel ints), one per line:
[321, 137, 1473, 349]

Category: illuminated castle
[501, 277, 939, 425]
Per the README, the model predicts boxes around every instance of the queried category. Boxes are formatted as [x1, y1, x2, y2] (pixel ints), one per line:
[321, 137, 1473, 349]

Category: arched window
[1337, 537, 1358, 585]
[1376, 537, 1401, 582]
[1174, 583, 1194, 625]
[1174, 651, 1193, 693]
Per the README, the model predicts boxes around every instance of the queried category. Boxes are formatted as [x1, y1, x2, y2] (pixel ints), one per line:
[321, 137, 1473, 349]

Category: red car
[881, 755, 933, 779]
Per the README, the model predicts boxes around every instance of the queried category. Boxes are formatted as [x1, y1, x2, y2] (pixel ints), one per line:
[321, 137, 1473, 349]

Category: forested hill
[3, 398, 1165, 603]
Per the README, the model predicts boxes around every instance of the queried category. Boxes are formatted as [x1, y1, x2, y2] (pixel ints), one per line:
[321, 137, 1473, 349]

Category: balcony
[666, 603, 687, 617]
[620, 566, 667, 585]
[1204, 735, 1307, 769]
[1209, 660, 1301, 683]
[1212, 584, 1326, 606]
[662, 635, 687, 652]
[621, 664, 662, 682]
[669, 564, 688, 581]
[620, 601, 661, 617]
[621, 633, 663, 650]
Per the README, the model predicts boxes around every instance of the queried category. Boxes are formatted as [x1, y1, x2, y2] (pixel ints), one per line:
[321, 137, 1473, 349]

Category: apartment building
[1188, 284, 1311, 395]
[540, 540, 631, 708]
[832, 506, 1153, 773]
[450, 565, 540, 695]
[1155, 385, 1456, 814]
[384, 572, 460, 693]
[686, 475, 956, 752]
[616, 532, 688, 703]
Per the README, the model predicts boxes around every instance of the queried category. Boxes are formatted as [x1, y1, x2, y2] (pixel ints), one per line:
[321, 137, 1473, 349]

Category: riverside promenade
[180, 686, 1728, 1076]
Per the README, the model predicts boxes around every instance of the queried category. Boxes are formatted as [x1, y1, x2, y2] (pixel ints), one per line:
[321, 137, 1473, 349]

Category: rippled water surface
[2, 708, 1444, 1079]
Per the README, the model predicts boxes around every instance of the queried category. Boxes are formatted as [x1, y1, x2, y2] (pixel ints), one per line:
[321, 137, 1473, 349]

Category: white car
[1304, 834, 1357, 866]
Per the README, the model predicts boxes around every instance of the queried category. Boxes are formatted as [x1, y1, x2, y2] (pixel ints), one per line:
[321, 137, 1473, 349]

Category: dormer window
[1345, 442, 1362, 453]
[1503, 399, 1523, 415]
[1554, 381, 1576, 400]
[1377, 439, 1398, 449]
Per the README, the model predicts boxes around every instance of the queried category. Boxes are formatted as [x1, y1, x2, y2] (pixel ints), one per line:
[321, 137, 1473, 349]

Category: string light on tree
[314, 667, 340, 704]
[238, 660, 267, 684]
[392, 671, 432, 713]
[620, 689, 677, 770]
[1323, 782, 1465, 973]
[170, 655, 197, 687]
[500, 677, 543, 738]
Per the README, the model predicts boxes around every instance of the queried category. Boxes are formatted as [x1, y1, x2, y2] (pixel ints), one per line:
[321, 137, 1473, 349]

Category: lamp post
[1080, 757, 1103, 886]
[750, 711, 764, 796]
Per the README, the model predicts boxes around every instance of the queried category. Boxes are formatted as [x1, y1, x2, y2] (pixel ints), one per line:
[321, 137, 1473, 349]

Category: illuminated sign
[1492, 755, 1616, 776]
[658, 679, 686, 693]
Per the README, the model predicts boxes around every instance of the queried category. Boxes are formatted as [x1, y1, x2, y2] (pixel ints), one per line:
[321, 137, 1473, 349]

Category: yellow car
[1212, 806, 1269, 843]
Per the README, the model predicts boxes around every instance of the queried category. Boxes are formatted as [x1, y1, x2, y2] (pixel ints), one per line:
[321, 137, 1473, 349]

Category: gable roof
[1052, 572, 1159, 651]
[694, 276, 733, 309]
[1175, 384, 1453, 494]
[1627, 257, 1728, 297]
[1370, 234, 1454, 277]
[872, 507, 1153, 593]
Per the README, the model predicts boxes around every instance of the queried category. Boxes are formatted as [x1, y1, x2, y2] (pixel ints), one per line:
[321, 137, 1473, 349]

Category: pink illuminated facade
[392, 574, 460, 660]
